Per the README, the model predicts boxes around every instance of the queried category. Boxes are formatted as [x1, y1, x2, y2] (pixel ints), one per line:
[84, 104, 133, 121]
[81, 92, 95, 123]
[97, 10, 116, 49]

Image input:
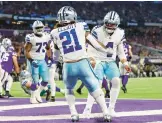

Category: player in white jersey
[50, 6, 112, 122]
[44, 27, 62, 102]
[84, 11, 131, 121]
[24, 20, 51, 104]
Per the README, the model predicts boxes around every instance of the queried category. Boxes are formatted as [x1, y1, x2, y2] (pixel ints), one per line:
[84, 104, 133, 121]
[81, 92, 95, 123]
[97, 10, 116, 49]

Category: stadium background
[0, 1, 162, 98]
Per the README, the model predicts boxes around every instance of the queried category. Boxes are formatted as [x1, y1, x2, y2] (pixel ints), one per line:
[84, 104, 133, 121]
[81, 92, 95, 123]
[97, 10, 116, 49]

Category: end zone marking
[0, 109, 162, 121]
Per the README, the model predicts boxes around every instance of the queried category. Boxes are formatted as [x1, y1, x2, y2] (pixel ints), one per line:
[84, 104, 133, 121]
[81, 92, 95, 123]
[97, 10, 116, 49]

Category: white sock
[65, 89, 78, 115]
[91, 88, 108, 115]
[84, 93, 95, 113]
[49, 65, 56, 97]
[44, 86, 48, 91]
[60, 89, 65, 94]
[6, 75, 13, 92]
[109, 77, 120, 109]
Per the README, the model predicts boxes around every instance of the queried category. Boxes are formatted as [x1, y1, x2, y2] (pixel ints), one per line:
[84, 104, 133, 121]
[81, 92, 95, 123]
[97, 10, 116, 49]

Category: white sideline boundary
[0, 109, 162, 121]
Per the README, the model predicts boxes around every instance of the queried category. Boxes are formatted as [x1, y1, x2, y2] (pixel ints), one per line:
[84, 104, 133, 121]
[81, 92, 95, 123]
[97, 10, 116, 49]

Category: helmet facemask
[104, 21, 119, 34]
[33, 26, 44, 36]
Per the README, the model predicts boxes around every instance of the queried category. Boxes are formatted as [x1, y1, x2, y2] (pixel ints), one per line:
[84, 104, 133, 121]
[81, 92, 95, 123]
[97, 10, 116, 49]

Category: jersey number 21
[59, 29, 82, 54]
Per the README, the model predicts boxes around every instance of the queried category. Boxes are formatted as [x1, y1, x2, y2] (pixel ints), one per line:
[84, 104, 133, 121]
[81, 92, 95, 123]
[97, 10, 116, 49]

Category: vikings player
[25, 20, 51, 104]
[0, 38, 20, 98]
[84, 11, 131, 121]
[119, 41, 133, 93]
[51, 6, 111, 122]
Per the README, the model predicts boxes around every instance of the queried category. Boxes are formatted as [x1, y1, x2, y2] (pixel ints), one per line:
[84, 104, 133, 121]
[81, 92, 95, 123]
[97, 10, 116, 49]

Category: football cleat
[50, 96, 55, 102]
[76, 88, 82, 95]
[0, 94, 4, 98]
[71, 114, 79, 122]
[9, 93, 14, 97]
[46, 90, 51, 101]
[3, 91, 10, 98]
[121, 86, 127, 93]
[104, 114, 112, 122]
[108, 107, 116, 117]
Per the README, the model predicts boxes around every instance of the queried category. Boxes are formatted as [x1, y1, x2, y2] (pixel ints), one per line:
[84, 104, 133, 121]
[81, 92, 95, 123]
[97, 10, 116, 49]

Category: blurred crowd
[0, 1, 162, 23]
[1, 26, 162, 58]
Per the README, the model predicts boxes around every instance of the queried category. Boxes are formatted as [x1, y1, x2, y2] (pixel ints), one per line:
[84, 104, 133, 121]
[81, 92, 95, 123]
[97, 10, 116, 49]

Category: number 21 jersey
[50, 22, 89, 62]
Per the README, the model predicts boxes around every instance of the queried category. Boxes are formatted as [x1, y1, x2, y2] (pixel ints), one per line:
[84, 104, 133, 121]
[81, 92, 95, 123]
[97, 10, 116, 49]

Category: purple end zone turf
[0, 98, 162, 123]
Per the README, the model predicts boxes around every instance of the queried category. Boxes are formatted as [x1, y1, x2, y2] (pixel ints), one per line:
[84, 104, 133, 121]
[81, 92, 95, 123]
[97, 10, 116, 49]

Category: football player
[0, 38, 20, 98]
[50, 6, 111, 122]
[83, 11, 131, 121]
[119, 41, 133, 93]
[24, 21, 51, 104]
[19, 65, 64, 101]
[44, 27, 62, 102]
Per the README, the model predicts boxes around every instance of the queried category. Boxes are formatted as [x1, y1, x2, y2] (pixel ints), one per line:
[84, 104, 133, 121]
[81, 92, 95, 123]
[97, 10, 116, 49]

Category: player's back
[1, 51, 16, 73]
[25, 33, 50, 60]
[51, 22, 88, 62]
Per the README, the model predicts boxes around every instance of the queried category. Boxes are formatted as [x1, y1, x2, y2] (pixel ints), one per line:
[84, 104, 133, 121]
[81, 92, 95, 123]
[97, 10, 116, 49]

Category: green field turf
[11, 77, 162, 99]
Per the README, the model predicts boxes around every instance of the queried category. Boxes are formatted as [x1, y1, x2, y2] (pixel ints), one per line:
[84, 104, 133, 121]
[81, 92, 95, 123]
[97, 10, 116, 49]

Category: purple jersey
[1, 51, 17, 73]
[123, 43, 131, 61]
[7, 46, 15, 52]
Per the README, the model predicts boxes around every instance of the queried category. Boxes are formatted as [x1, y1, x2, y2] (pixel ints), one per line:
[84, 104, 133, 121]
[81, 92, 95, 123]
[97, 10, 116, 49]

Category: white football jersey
[87, 26, 126, 62]
[25, 33, 50, 60]
[0, 44, 6, 63]
[49, 40, 60, 61]
[51, 22, 90, 62]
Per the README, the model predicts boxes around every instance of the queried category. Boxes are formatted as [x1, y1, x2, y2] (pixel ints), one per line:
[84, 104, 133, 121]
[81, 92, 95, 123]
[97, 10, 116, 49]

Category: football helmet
[32, 20, 44, 35]
[57, 6, 77, 24]
[2, 38, 12, 49]
[104, 11, 120, 33]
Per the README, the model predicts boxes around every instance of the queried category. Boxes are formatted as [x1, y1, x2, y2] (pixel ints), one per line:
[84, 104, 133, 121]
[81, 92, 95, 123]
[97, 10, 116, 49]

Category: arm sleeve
[86, 33, 108, 53]
[25, 34, 33, 45]
[50, 31, 59, 50]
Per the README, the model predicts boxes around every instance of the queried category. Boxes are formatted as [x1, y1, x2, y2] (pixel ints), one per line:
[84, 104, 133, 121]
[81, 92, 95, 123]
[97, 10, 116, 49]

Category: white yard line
[0, 109, 162, 121]
[0, 101, 86, 111]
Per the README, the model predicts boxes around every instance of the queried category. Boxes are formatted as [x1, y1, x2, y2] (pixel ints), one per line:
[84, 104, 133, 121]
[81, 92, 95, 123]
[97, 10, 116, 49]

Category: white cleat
[30, 91, 39, 104]
[30, 97, 39, 104]
[83, 108, 91, 119]
[104, 114, 112, 122]
[108, 107, 117, 117]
